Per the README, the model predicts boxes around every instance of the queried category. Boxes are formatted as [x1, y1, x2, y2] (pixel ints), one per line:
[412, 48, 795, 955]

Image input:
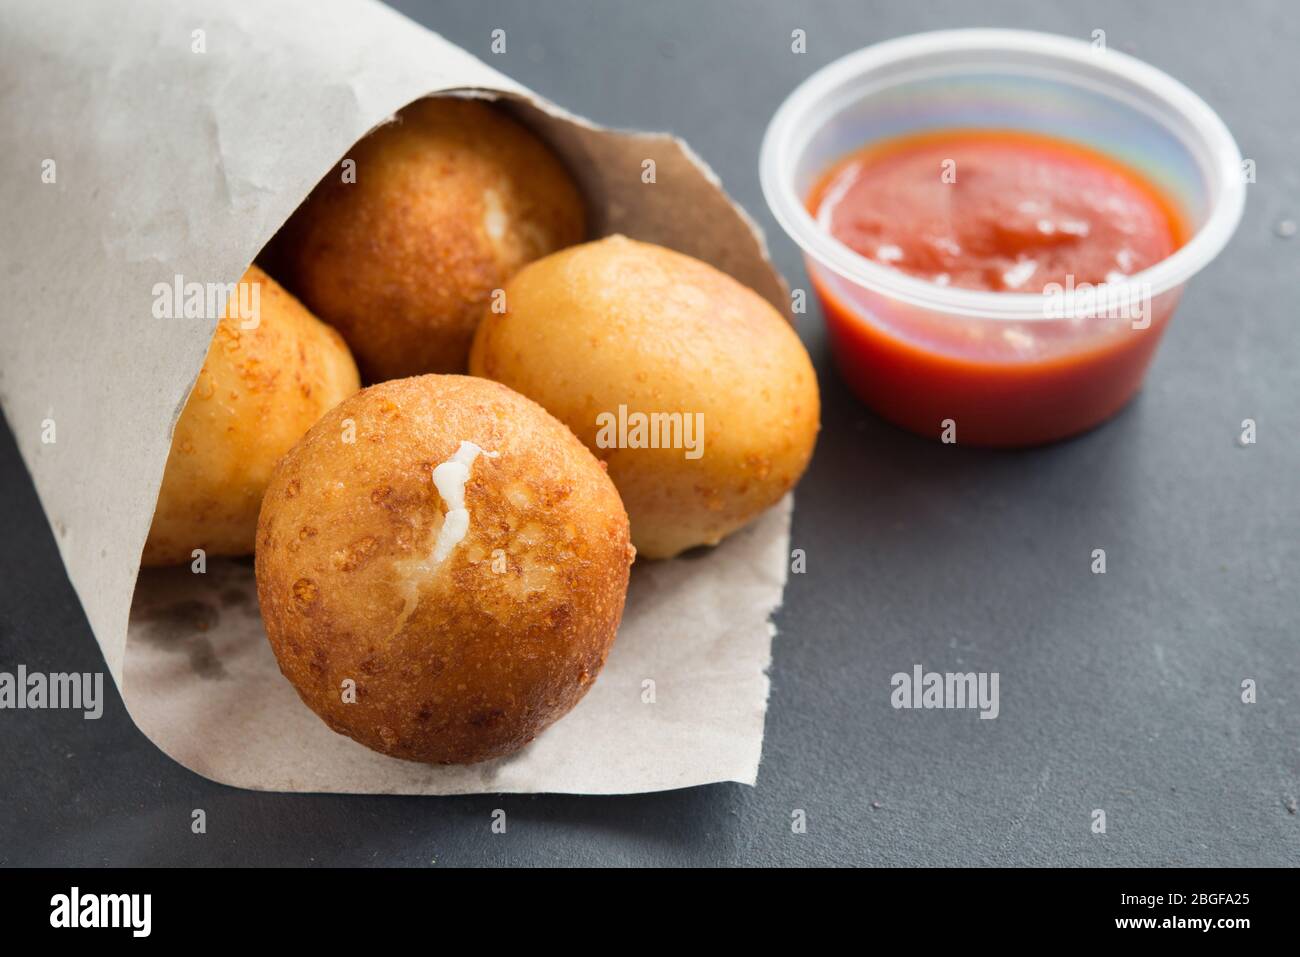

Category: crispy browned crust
[142, 265, 361, 567]
[469, 235, 820, 559]
[254, 375, 633, 765]
[277, 97, 586, 382]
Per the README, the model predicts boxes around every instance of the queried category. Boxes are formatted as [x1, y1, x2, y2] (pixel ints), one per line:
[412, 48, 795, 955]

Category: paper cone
[0, 0, 792, 794]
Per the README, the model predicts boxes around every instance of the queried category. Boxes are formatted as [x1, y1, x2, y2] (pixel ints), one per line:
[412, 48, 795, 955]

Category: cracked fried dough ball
[142, 265, 360, 567]
[470, 235, 820, 559]
[255, 375, 633, 765]
[275, 97, 586, 381]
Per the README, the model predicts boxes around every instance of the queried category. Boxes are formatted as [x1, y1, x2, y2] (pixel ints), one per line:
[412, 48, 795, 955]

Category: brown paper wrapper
[0, 0, 792, 793]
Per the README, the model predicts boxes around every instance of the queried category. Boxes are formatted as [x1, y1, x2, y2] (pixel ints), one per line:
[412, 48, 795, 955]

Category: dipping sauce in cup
[761, 30, 1245, 446]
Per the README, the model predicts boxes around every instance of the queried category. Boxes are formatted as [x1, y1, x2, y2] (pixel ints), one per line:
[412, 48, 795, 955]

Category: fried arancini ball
[470, 235, 820, 559]
[276, 97, 586, 381]
[142, 265, 360, 567]
[254, 375, 634, 765]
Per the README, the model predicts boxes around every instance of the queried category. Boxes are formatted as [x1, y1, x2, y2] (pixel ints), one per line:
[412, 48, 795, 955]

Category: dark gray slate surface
[1, 0, 1296, 866]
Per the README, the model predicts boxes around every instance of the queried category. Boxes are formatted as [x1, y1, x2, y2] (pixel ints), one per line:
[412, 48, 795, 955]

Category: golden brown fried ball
[142, 265, 360, 567]
[254, 375, 634, 765]
[275, 97, 586, 381]
[470, 235, 820, 559]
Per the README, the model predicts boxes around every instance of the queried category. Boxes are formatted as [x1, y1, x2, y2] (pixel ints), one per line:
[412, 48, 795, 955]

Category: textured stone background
[2, 0, 1296, 865]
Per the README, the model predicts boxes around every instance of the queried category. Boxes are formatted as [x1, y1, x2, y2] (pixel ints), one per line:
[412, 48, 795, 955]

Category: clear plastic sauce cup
[761, 29, 1245, 446]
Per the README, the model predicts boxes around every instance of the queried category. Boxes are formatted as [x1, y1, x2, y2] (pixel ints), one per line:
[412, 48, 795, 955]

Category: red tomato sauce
[806, 129, 1191, 446]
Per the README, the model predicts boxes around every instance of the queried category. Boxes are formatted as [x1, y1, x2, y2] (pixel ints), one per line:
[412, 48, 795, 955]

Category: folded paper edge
[7, 0, 796, 796]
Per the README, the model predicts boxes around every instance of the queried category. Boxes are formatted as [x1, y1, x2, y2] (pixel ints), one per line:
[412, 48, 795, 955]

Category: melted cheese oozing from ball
[430, 441, 497, 561]
[387, 441, 498, 639]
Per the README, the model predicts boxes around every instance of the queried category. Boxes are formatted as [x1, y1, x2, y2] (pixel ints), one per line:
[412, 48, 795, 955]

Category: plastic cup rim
[758, 28, 1247, 321]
